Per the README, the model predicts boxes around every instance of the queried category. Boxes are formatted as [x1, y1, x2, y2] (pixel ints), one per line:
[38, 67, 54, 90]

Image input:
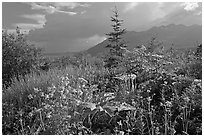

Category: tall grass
[2, 48, 202, 135]
[2, 65, 108, 134]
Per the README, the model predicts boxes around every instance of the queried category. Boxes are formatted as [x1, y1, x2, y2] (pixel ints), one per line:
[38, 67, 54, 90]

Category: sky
[2, 2, 202, 53]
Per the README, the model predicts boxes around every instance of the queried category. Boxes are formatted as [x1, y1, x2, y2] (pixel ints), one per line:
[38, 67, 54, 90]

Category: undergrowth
[2, 46, 202, 135]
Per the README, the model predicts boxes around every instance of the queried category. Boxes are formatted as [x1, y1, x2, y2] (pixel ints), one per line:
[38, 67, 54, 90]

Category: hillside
[86, 24, 202, 56]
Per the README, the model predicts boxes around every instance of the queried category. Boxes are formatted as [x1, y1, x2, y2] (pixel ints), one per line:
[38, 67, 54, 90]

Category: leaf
[83, 102, 96, 111]
[118, 102, 136, 111]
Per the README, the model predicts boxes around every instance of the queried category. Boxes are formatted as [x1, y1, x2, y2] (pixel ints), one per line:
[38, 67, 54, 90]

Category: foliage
[2, 12, 202, 136]
[2, 42, 202, 134]
[105, 7, 127, 69]
[2, 28, 42, 87]
[145, 35, 164, 54]
[2, 65, 108, 134]
[46, 52, 104, 70]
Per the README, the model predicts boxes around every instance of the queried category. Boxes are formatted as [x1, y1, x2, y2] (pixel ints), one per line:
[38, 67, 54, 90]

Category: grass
[2, 65, 109, 134]
[2, 49, 202, 135]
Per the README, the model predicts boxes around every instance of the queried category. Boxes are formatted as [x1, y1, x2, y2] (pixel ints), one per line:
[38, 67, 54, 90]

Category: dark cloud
[3, 2, 201, 53]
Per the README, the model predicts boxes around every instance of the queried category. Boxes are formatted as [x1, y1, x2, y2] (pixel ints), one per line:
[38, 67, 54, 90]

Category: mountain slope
[86, 24, 202, 56]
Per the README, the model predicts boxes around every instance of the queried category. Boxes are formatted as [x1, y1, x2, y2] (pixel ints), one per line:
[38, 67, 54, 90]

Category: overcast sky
[2, 2, 202, 53]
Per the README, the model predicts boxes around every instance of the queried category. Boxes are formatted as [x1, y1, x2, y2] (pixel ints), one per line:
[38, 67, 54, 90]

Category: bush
[2, 28, 42, 87]
[3, 42, 202, 135]
[2, 15, 202, 135]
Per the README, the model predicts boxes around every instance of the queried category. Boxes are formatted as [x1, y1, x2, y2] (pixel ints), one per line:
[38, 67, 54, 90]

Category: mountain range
[86, 24, 202, 56]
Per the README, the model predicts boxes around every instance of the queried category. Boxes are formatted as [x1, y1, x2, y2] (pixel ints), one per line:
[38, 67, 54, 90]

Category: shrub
[2, 28, 42, 87]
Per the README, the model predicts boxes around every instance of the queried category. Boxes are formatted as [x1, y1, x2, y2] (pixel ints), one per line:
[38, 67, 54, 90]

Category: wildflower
[155, 126, 160, 135]
[28, 112, 33, 117]
[44, 104, 50, 109]
[118, 131, 124, 135]
[183, 96, 190, 102]
[41, 92, 45, 97]
[67, 115, 71, 119]
[165, 101, 172, 108]
[79, 77, 88, 83]
[47, 87, 52, 92]
[72, 89, 77, 93]
[147, 89, 151, 93]
[167, 61, 173, 64]
[132, 100, 136, 106]
[63, 78, 70, 86]
[82, 84, 86, 88]
[117, 120, 122, 126]
[45, 94, 49, 99]
[147, 97, 152, 102]
[34, 87, 40, 93]
[61, 76, 65, 81]
[46, 112, 52, 118]
[77, 89, 83, 96]
[197, 82, 201, 88]
[28, 94, 33, 99]
[62, 94, 66, 99]
[18, 110, 24, 116]
[152, 54, 163, 58]
[49, 84, 56, 90]
[49, 92, 54, 98]
[104, 92, 115, 97]
[59, 86, 65, 93]
[194, 79, 201, 83]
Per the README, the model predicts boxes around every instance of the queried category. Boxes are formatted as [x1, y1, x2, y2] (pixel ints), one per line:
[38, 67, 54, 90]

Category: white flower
[41, 92, 45, 97]
[172, 82, 177, 85]
[46, 112, 52, 118]
[45, 94, 49, 99]
[152, 54, 163, 58]
[183, 97, 190, 102]
[49, 92, 54, 98]
[62, 94, 66, 99]
[197, 83, 201, 87]
[147, 97, 152, 102]
[28, 112, 33, 117]
[67, 115, 71, 118]
[79, 77, 88, 83]
[194, 79, 201, 82]
[47, 87, 52, 92]
[58, 86, 65, 93]
[51, 84, 56, 89]
[28, 94, 33, 99]
[72, 89, 77, 93]
[165, 101, 172, 108]
[117, 120, 122, 126]
[119, 131, 124, 135]
[44, 104, 50, 109]
[34, 88, 40, 93]
[77, 89, 83, 96]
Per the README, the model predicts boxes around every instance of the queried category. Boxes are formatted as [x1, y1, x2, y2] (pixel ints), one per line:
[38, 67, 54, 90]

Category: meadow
[2, 41, 202, 135]
[2, 9, 202, 135]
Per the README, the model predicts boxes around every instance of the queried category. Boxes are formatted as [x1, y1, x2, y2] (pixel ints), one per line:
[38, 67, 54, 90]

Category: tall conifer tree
[105, 6, 126, 69]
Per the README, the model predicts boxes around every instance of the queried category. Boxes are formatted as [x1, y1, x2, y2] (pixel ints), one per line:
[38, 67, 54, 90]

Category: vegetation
[2, 10, 202, 135]
[2, 27, 42, 87]
[105, 7, 127, 70]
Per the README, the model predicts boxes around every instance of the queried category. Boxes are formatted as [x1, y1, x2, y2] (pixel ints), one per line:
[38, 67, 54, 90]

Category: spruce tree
[105, 7, 126, 69]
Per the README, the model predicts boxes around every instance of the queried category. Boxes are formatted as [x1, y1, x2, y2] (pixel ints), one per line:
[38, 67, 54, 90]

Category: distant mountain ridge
[86, 24, 202, 56]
